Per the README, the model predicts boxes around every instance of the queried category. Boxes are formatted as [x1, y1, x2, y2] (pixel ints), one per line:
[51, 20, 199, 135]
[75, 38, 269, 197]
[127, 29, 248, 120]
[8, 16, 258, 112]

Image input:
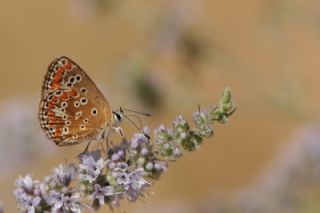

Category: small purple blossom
[154, 161, 167, 172]
[130, 133, 149, 150]
[91, 184, 118, 206]
[125, 168, 151, 202]
[145, 162, 154, 171]
[111, 153, 120, 161]
[79, 154, 106, 183]
[141, 148, 149, 156]
[15, 193, 41, 213]
[46, 188, 82, 212]
[51, 164, 77, 187]
[15, 174, 37, 193]
[13, 174, 43, 213]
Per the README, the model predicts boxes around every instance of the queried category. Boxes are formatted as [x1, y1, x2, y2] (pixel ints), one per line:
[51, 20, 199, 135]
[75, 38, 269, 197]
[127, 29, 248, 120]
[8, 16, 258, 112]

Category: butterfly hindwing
[39, 56, 113, 146]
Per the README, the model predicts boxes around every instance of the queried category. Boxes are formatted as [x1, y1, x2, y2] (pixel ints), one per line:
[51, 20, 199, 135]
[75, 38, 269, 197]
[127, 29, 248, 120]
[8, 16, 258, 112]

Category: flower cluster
[13, 88, 235, 212]
[13, 164, 82, 213]
[155, 87, 235, 160]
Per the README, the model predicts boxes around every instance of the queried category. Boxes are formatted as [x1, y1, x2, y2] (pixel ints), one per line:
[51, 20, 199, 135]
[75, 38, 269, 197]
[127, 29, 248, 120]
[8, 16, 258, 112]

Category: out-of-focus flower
[0, 201, 4, 213]
[0, 98, 54, 177]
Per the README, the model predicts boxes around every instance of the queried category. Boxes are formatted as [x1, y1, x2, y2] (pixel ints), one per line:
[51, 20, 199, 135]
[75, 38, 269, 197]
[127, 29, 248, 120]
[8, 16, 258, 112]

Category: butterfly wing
[39, 56, 113, 146]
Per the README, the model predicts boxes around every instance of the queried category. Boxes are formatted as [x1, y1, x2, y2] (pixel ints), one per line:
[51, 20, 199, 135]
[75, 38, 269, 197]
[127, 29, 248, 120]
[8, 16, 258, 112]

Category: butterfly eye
[115, 113, 121, 121]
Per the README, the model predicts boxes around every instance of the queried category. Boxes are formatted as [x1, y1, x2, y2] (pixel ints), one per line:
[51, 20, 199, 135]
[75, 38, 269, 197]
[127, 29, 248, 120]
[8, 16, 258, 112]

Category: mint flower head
[13, 174, 42, 213]
[13, 87, 235, 212]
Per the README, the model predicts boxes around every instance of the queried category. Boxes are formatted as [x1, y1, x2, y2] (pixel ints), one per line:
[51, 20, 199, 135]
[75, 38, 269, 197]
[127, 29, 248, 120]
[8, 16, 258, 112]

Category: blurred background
[1, 0, 320, 212]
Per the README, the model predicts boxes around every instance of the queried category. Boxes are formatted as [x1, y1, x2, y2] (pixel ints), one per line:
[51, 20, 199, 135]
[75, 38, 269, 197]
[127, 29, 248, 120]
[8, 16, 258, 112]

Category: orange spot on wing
[48, 103, 55, 110]
[54, 129, 62, 137]
[48, 111, 54, 116]
[69, 90, 78, 97]
[50, 82, 60, 90]
[60, 92, 69, 100]
[57, 67, 64, 75]
[64, 61, 72, 70]
[54, 75, 62, 82]
[51, 96, 58, 102]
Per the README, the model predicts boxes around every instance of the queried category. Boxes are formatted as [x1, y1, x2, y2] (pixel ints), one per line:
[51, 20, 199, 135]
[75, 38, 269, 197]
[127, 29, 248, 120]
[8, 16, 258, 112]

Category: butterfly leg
[77, 141, 93, 158]
[113, 126, 125, 139]
[99, 139, 106, 153]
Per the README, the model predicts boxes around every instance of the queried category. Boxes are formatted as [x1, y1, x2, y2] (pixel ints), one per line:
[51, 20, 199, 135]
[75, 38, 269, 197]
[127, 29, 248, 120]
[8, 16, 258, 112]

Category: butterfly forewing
[39, 56, 113, 146]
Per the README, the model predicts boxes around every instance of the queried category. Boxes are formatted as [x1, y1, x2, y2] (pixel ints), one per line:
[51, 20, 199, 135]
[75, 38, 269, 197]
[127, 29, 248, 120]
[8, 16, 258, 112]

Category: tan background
[0, 0, 319, 212]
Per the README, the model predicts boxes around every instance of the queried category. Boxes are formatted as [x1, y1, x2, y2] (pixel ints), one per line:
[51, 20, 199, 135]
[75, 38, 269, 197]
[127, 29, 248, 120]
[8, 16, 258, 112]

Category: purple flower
[79, 154, 106, 183]
[141, 148, 149, 156]
[130, 133, 149, 150]
[125, 168, 151, 202]
[92, 184, 117, 206]
[46, 188, 82, 212]
[15, 193, 41, 213]
[154, 161, 167, 172]
[13, 174, 43, 213]
[114, 170, 130, 186]
[15, 174, 37, 193]
[51, 164, 77, 187]
[111, 153, 120, 161]
[145, 162, 154, 171]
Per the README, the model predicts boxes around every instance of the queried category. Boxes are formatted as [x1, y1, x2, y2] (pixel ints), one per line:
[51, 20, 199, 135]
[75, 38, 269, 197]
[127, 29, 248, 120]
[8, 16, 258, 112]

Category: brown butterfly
[39, 56, 124, 147]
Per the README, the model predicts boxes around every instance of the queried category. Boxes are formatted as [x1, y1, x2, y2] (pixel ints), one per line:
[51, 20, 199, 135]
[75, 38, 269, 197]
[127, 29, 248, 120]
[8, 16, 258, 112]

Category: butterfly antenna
[120, 107, 151, 117]
[124, 114, 142, 131]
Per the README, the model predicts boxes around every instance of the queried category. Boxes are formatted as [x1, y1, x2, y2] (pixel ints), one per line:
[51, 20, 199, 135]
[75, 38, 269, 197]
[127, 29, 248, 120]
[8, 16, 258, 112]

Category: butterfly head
[112, 107, 151, 130]
[112, 110, 124, 127]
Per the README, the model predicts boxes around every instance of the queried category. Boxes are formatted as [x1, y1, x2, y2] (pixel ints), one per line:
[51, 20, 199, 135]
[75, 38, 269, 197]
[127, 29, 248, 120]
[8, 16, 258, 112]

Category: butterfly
[39, 56, 124, 147]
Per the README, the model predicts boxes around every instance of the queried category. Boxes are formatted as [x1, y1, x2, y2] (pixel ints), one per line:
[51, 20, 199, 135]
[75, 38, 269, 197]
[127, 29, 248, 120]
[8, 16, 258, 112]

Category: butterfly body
[39, 56, 116, 146]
